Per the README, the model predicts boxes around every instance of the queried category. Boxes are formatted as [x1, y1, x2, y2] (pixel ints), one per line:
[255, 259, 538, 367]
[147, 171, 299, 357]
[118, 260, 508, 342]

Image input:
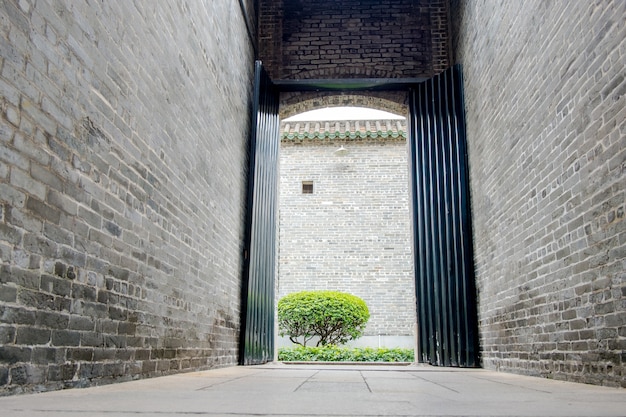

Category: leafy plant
[277, 290, 370, 346]
[278, 345, 414, 362]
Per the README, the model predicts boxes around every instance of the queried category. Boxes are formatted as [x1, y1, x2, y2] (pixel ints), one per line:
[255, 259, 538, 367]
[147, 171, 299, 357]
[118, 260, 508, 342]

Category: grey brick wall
[278, 128, 415, 340]
[452, 0, 625, 386]
[0, 0, 254, 394]
[4, 0, 620, 394]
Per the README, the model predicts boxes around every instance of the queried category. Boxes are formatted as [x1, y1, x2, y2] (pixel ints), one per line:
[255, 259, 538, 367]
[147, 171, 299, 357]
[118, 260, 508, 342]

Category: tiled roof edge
[281, 119, 407, 141]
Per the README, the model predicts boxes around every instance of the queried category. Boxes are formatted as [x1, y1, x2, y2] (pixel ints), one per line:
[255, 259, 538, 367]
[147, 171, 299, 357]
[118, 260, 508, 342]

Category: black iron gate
[239, 61, 280, 365]
[408, 65, 479, 367]
[239, 62, 478, 367]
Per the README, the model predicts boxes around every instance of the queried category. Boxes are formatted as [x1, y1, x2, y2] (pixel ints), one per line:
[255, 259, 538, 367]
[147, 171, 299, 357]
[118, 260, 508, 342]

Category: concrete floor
[1, 363, 625, 416]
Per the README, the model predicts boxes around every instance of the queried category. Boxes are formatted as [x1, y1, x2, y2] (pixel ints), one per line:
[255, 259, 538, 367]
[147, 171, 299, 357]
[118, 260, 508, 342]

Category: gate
[408, 65, 479, 367]
[240, 63, 478, 367]
[239, 61, 280, 365]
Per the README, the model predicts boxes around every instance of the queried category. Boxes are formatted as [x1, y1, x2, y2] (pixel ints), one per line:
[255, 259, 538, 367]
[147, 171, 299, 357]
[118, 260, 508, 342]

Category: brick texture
[0, 0, 254, 394]
[279, 126, 415, 339]
[452, 0, 625, 387]
[5, 0, 620, 395]
[260, 0, 450, 80]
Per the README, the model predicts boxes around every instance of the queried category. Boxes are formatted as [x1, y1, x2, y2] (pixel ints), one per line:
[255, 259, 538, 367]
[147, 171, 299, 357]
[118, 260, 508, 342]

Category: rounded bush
[277, 290, 370, 347]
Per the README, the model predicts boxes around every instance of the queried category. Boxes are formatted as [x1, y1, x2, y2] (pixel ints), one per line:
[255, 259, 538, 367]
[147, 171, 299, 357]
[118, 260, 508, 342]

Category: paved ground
[0, 363, 625, 416]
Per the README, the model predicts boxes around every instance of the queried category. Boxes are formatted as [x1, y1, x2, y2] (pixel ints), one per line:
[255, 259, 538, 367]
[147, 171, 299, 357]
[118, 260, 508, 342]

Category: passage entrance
[241, 62, 479, 367]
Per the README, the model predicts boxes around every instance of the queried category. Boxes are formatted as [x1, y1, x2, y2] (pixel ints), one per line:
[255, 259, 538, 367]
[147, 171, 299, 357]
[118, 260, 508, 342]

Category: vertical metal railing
[408, 65, 479, 367]
[240, 61, 280, 365]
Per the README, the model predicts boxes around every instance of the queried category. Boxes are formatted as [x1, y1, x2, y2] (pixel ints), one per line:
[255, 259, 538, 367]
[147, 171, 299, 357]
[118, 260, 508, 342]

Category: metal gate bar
[240, 61, 280, 365]
[408, 65, 479, 367]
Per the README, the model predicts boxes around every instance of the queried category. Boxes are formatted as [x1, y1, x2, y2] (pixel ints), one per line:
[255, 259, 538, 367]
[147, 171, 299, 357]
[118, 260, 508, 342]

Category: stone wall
[0, 1, 254, 394]
[259, 0, 450, 80]
[279, 120, 415, 344]
[451, 0, 625, 386]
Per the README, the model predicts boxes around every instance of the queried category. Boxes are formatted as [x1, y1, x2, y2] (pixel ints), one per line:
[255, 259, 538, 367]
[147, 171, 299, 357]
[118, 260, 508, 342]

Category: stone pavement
[0, 363, 624, 416]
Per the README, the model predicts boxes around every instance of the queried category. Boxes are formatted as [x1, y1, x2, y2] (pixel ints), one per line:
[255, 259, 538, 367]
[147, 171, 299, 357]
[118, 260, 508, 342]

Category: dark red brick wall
[259, 0, 450, 80]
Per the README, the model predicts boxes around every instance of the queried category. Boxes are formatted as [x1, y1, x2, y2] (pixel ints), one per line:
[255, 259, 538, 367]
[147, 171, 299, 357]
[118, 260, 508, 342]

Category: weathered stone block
[22, 233, 57, 258]
[35, 311, 69, 329]
[68, 315, 94, 331]
[0, 223, 22, 246]
[40, 274, 71, 297]
[10, 364, 45, 386]
[0, 325, 16, 344]
[51, 330, 80, 347]
[79, 331, 104, 347]
[79, 363, 103, 379]
[16, 326, 51, 345]
[0, 346, 32, 364]
[47, 363, 77, 382]
[67, 348, 93, 362]
[31, 347, 64, 364]
[17, 289, 56, 311]
[71, 283, 97, 302]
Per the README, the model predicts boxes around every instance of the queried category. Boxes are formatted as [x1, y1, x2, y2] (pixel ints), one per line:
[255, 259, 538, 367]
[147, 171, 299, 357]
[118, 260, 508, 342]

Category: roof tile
[281, 119, 406, 141]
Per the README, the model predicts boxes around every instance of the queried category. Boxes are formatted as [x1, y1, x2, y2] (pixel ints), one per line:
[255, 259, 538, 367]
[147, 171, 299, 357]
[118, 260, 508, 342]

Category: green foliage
[277, 290, 370, 347]
[278, 345, 415, 362]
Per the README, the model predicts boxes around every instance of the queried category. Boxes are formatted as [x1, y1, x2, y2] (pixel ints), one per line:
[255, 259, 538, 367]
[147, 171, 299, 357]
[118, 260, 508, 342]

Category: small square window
[302, 181, 313, 194]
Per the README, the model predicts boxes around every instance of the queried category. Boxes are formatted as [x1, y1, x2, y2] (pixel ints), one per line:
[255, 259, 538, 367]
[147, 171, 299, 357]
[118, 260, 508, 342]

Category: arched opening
[241, 64, 478, 367]
[283, 106, 405, 122]
[277, 103, 416, 353]
[280, 94, 408, 121]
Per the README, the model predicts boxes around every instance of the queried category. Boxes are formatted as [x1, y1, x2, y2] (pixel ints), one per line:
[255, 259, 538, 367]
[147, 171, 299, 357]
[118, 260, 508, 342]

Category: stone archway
[280, 93, 408, 120]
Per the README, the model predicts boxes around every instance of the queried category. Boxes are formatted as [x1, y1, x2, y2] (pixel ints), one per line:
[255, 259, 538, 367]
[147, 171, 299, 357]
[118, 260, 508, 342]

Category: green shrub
[278, 345, 414, 362]
[277, 290, 370, 347]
